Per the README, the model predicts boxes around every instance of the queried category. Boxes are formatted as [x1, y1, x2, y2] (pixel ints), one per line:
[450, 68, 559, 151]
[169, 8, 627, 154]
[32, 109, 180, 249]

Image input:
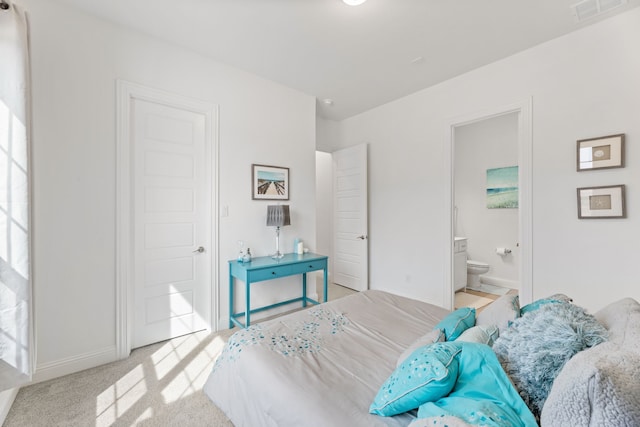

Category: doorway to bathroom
[444, 100, 532, 311]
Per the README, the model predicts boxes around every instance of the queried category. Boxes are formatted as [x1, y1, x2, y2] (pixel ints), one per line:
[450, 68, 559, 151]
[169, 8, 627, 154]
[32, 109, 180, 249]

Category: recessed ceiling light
[343, 0, 367, 6]
[322, 99, 334, 106]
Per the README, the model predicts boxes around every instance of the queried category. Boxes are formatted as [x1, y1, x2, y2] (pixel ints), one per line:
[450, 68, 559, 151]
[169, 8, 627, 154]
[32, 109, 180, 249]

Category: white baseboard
[480, 275, 519, 289]
[32, 345, 117, 384]
[0, 387, 19, 425]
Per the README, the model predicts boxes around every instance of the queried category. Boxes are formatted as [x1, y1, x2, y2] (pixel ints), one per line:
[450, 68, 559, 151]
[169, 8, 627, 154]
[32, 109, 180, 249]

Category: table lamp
[266, 205, 290, 259]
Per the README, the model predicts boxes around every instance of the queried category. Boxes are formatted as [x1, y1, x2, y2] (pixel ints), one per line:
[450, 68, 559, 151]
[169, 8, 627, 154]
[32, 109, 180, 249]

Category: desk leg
[323, 266, 328, 302]
[245, 280, 250, 328]
[229, 271, 234, 329]
[302, 273, 307, 307]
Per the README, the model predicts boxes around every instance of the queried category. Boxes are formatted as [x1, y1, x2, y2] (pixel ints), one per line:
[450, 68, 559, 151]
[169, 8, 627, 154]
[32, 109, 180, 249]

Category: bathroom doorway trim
[443, 98, 533, 310]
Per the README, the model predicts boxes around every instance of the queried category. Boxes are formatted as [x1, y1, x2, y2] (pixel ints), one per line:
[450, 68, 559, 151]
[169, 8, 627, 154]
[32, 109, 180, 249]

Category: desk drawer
[248, 266, 293, 282]
[289, 259, 327, 275]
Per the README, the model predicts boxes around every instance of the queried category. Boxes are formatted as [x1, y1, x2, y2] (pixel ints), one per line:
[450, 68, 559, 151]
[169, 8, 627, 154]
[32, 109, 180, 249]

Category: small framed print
[577, 133, 625, 171]
[252, 164, 289, 200]
[577, 185, 626, 219]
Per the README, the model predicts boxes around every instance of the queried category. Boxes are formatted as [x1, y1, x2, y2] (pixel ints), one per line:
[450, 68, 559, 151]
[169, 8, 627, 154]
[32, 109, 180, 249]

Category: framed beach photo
[252, 164, 289, 200]
[486, 166, 519, 209]
[577, 185, 626, 219]
[577, 134, 625, 171]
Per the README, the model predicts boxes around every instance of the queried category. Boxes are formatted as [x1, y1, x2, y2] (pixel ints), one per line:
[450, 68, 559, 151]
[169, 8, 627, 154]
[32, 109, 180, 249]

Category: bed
[204, 287, 630, 427]
[203, 290, 450, 427]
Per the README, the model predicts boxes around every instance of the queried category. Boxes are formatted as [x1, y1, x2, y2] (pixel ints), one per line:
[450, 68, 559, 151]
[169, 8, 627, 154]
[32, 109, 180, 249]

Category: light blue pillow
[435, 308, 475, 341]
[370, 342, 461, 417]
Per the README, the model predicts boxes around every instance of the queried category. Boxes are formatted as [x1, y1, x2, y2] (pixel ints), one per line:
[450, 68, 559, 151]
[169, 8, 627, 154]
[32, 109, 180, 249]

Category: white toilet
[467, 259, 490, 286]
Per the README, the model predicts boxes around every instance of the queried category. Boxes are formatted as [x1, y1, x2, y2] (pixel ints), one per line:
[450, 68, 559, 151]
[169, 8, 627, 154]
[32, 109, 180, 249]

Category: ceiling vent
[572, 0, 627, 22]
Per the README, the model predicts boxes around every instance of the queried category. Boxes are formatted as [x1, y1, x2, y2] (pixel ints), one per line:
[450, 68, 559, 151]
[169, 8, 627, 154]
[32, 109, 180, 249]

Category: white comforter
[204, 290, 450, 427]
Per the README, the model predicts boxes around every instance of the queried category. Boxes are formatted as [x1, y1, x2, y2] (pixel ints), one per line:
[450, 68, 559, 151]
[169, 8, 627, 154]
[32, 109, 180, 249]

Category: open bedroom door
[333, 144, 368, 292]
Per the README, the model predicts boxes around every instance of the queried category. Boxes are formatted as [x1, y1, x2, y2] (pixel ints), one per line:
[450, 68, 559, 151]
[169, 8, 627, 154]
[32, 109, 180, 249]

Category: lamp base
[272, 226, 285, 259]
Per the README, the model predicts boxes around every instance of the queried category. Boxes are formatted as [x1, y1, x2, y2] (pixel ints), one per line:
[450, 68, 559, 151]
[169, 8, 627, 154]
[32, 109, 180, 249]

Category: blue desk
[228, 252, 329, 328]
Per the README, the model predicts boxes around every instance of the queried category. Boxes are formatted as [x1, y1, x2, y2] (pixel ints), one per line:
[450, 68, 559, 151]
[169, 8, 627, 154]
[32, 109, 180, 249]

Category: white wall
[22, 0, 316, 381]
[337, 8, 640, 312]
[316, 116, 341, 153]
[315, 151, 334, 277]
[455, 113, 519, 287]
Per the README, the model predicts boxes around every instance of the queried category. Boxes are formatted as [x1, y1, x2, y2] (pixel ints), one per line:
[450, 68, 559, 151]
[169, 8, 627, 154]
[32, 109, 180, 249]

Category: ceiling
[53, 0, 640, 120]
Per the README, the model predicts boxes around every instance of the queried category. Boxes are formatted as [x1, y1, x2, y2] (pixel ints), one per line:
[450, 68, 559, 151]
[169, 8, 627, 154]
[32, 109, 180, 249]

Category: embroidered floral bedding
[204, 290, 449, 427]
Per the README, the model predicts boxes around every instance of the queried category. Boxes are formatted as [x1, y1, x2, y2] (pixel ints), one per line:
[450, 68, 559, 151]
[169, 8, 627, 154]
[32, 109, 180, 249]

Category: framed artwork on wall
[486, 166, 519, 209]
[252, 164, 289, 200]
[577, 133, 625, 171]
[577, 184, 626, 219]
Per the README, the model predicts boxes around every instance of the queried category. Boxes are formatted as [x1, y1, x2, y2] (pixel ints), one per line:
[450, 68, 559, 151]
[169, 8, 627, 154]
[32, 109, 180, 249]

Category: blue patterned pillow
[435, 308, 476, 341]
[370, 342, 461, 416]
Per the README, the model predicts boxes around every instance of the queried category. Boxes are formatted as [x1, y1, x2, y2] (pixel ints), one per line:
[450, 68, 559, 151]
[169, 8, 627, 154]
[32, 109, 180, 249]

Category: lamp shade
[266, 205, 291, 227]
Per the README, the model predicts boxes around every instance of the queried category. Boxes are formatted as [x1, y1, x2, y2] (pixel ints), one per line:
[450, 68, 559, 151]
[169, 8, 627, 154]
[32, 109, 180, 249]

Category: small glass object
[242, 248, 252, 263]
[237, 240, 245, 262]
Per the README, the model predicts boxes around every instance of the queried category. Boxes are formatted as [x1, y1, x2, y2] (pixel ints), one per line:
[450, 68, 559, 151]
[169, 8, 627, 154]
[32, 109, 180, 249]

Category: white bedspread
[204, 290, 450, 427]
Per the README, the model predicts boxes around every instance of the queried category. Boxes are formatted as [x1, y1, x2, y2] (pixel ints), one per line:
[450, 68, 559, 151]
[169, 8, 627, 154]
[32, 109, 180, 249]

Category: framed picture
[577, 133, 625, 171]
[486, 166, 519, 209]
[252, 164, 289, 200]
[577, 185, 626, 219]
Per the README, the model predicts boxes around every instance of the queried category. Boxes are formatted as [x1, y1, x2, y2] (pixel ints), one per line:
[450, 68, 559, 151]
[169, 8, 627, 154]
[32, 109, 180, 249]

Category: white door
[333, 144, 368, 291]
[132, 98, 211, 349]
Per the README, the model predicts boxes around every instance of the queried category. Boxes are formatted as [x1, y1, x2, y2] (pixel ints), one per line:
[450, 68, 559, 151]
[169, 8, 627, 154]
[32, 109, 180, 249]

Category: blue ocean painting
[486, 166, 518, 209]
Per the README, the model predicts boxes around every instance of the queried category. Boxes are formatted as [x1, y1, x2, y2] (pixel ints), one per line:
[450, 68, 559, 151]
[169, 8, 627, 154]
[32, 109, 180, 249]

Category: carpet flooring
[4, 330, 235, 427]
[5, 283, 357, 427]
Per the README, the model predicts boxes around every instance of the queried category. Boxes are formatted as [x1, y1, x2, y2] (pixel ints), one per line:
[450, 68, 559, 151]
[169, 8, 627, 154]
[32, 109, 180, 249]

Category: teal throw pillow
[520, 299, 561, 316]
[370, 342, 461, 417]
[435, 308, 476, 341]
[417, 342, 538, 427]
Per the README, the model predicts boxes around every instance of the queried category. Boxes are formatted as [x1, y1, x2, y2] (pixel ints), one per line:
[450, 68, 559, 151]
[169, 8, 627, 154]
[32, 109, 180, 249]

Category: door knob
[357, 235, 368, 240]
[192, 246, 205, 253]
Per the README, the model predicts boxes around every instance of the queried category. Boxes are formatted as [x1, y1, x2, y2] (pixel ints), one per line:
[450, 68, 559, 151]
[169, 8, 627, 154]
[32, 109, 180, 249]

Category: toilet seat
[467, 260, 489, 268]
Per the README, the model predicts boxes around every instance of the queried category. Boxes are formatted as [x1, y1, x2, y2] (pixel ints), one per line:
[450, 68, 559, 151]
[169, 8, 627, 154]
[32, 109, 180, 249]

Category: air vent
[571, 0, 627, 21]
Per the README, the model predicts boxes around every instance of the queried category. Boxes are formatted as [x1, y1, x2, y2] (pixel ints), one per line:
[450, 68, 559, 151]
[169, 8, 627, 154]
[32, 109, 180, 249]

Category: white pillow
[396, 329, 444, 367]
[476, 294, 520, 333]
[455, 324, 500, 347]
